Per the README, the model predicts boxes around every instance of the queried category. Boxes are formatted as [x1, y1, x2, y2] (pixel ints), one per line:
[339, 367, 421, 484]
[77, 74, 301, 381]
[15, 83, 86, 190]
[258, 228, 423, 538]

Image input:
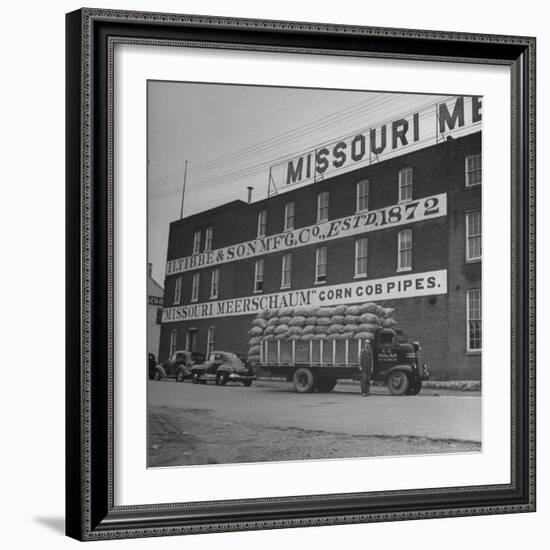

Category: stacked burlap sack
[246, 302, 396, 363]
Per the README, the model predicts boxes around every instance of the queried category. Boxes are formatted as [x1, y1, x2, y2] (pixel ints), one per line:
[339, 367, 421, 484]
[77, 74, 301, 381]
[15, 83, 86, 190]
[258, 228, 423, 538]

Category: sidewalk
[256, 376, 481, 392]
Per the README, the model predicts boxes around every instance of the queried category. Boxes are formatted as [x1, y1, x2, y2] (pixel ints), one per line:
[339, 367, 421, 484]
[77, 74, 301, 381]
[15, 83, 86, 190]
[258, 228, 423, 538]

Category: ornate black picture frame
[66, 8, 536, 541]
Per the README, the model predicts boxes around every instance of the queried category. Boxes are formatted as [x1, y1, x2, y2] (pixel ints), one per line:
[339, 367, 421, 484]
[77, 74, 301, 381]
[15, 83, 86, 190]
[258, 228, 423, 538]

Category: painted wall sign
[162, 269, 447, 322]
[269, 96, 482, 192]
[148, 296, 163, 306]
[166, 193, 447, 276]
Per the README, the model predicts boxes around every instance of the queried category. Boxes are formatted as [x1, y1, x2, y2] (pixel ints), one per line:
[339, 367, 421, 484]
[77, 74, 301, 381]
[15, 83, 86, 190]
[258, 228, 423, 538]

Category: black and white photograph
[147, 83, 483, 468]
[0, 0, 542, 546]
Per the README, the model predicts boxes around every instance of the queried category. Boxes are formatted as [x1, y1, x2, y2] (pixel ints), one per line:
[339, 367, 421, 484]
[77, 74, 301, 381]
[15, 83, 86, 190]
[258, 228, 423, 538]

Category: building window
[284, 202, 295, 231]
[206, 326, 216, 356]
[315, 246, 327, 283]
[467, 289, 482, 351]
[169, 329, 178, 356]
[173, 276, 182, 305]
[186, 329, 197, 352]
[356, 180, 369, 212]
[191, 273, 200, 302]
[466, 211, 482, 261]
[210, 268, 220, 299]
[355, 238, 368, 277]
[398, 167, 413, 203]
[257, 210, 267, 238]
[205, 226, 213, 251]
[317, 191, 329, 223]
[397, 229, 412, 271]
[254, 259, 264, 292]
[465, 154, 482, 187]
[192, 230, 201, 254]
[281, 253, 292, 289]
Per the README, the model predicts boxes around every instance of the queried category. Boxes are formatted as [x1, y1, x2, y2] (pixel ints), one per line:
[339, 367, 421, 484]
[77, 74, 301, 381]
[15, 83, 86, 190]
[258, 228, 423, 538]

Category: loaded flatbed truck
[257, 328, 428, 395]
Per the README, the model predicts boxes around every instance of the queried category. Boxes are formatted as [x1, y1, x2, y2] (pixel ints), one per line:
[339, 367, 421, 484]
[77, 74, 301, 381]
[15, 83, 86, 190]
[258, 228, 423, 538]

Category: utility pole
[179, 160, 188, 219]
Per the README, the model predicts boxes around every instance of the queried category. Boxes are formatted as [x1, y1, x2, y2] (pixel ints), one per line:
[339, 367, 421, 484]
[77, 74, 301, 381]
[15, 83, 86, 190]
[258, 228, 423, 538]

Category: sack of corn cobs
[246, 301, 398, 360]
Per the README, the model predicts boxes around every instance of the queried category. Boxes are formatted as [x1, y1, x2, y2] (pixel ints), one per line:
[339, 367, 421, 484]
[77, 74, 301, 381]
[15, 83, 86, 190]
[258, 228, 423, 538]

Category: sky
[148, 82, 449, 284]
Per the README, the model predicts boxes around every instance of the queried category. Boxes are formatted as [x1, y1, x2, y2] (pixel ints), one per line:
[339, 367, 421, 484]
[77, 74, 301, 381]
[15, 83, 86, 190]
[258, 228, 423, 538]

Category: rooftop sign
[268, 96, 482, 193]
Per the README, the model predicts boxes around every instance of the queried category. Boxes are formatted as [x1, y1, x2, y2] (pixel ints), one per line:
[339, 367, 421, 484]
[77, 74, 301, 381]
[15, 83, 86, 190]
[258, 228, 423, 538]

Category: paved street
[148, 379, 481, 467]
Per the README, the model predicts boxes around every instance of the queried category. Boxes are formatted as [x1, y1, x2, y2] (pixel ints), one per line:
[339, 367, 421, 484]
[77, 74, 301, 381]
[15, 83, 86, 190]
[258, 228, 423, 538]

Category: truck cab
[372, 328, 426, 395]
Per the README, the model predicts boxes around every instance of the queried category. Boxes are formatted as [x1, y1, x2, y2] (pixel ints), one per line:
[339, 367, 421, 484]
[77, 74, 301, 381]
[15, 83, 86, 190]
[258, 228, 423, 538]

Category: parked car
[148, 353, 157, 380]
[190, 351, 255, 386]
[152, 350, 206, 382]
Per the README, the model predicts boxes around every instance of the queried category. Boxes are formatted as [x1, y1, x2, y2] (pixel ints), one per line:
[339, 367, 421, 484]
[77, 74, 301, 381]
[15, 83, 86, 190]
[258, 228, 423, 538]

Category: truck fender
[384, 364, 415, 382]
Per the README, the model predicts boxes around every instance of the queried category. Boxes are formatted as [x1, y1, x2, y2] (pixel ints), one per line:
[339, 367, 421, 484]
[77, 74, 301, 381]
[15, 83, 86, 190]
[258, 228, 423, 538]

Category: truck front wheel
[293, 368, 316, 393]
[387, 370, 410, 396]
[316, 378, 337, 392]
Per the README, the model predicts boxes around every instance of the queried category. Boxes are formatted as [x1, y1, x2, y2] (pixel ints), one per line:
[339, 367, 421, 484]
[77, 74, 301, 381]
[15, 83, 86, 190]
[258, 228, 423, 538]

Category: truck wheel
[293, 368, 316, 393]
[316, 378, 337, 392]
[387, 370, 410, 396]
[405, 380, 422, 395]
[175, 370, 185, 383]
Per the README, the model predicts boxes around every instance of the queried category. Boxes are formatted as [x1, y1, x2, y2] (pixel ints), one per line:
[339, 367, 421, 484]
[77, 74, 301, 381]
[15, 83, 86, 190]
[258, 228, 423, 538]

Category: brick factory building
[159, 97, 482, 380]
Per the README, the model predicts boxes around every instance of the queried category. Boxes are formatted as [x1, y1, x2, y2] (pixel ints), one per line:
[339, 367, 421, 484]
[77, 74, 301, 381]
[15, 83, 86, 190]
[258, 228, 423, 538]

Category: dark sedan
[190, 351, 255, 386]
[152, 350, 206, 381]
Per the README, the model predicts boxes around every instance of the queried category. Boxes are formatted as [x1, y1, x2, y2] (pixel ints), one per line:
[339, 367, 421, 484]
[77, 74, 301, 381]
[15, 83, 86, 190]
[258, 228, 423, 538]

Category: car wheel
[217, 372, 228, 386]
[387, 370, 410, 396]
[191, 372, 200, 384]
[176, 370, 185, 383]
[243, 380, 253, 387]
[153, 370, 162, 381]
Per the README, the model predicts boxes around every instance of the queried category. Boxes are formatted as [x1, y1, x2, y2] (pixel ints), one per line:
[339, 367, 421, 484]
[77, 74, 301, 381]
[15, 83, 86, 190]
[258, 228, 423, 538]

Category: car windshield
[209, 352, 243, 367]
[378, 332, 394, 345]
[209, 352, 229, 362]
[394, 330, 408, 343]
